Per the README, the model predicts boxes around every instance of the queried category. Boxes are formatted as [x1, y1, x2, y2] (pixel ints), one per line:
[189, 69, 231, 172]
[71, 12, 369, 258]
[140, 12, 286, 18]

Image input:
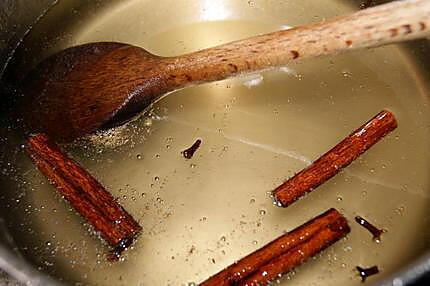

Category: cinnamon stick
[200, 208, 350, 286]
[26, 134, 142, 257]
[273, 110, 397, 207]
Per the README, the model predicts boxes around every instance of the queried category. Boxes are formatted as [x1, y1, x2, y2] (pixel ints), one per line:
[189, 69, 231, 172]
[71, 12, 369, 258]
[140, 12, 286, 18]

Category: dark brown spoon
[20, 0, 429, 141]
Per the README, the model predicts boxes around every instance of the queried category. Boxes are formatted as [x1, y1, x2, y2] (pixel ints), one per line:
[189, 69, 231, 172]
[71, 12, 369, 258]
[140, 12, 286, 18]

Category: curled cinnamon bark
[273, 110, 397, 207]
[200, 208, 350, 286]
[26, 134, 142, 258]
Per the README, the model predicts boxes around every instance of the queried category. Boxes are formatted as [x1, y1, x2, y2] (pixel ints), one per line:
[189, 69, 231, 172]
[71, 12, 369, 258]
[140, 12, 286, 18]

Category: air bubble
[43, 260, 54, 267]
[273, 200, 283, 207]
[143, 118, 153, 126]
[342, 71, 352, 78]
[395, 206, 405, 215]
[262, 271, 268, 277]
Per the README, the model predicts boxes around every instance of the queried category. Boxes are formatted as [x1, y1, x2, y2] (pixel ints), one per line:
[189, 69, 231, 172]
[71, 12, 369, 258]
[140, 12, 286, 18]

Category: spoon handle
[168, 0, 430, 84]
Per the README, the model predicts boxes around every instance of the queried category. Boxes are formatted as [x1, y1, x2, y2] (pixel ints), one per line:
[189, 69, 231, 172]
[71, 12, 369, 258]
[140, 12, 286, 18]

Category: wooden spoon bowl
[20, 0, 430, 141]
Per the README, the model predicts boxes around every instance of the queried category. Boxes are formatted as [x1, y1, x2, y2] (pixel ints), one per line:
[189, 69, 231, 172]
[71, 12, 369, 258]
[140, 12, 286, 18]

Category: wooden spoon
[21, 0, 430, 141]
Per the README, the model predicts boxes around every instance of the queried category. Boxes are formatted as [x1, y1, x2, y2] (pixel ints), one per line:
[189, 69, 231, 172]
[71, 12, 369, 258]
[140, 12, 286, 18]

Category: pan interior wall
[0, 0, 430, 285]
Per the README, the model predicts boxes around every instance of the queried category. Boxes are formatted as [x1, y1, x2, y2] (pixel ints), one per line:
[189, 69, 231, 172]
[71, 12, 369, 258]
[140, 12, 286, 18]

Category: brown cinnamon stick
[200, 208, 350, 286]
[26, 134, 142, 257]
[273, 110, 397, 207]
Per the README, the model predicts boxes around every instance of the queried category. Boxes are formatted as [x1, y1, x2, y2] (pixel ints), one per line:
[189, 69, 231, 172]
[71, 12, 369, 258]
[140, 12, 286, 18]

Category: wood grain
[26, 134, 142, 255]
[21, 0, 429, 141]
[239, 216, 349, 286]
[273, 110, 397, 207]
[200, 208, 350, 286]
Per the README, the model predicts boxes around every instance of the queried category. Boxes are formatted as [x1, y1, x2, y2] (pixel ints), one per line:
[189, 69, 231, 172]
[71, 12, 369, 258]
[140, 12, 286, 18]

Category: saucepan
[0, 0, 430, 285]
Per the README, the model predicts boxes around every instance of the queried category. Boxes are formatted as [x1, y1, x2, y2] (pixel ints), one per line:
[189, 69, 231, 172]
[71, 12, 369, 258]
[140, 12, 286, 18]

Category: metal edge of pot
[0, 0, 59, 79]
[0, 0, 429, 285]
[0, 2, 64, 285]
[376, 253, 430, 286]
[0, 246, 62, 286]
[0, 215, 61, 285]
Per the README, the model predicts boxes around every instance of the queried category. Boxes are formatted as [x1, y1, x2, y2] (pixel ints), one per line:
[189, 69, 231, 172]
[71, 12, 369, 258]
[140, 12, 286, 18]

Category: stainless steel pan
[1, 1, 430, 285]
